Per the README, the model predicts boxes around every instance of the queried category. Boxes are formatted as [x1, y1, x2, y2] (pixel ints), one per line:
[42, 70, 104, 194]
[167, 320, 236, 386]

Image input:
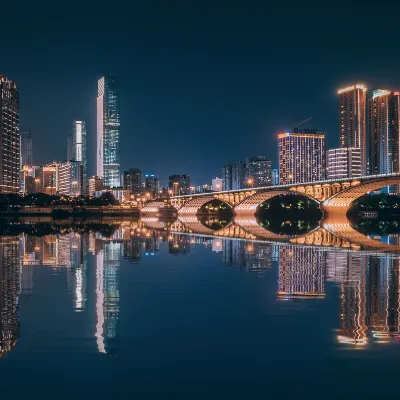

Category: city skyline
[3, 5, 400, 186]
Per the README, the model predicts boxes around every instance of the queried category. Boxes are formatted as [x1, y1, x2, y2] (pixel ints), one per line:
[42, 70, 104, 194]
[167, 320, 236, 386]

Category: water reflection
[0, 215, 400, 359]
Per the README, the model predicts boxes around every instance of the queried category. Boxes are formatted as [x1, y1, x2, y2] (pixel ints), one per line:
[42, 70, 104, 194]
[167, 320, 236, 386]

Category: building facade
[278, 130, 326, 185]
[88, 176, 103, 197]
[338, 84, 367, 174]
[245, 156, 272, 187]
[169, 174, 191, 195]
[222, 162, 245, 190]
[272, 168, 279, 185]
[211, 177, 223, 192]
[144, 174, 160, 196]
[0, 75, 20, 193]
[58, 161, 83, 197]
[368, 90, 400, 182]
[20, 130, 33, 167]
[97, 74, 120, 188]
[40, 162, 59, 195]
[124, 168, 142, 194]
[327, 147, 362, 180]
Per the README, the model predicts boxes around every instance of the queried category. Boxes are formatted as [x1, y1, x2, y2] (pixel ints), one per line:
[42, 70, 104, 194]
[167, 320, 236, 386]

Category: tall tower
[338, 84, 367, 175]
[72, 120, 87, 193]
[20, 130, 33, 167]
[368, 90, 400, 184]
[97, 74, 120, 188]
[0, 75, 20, 193]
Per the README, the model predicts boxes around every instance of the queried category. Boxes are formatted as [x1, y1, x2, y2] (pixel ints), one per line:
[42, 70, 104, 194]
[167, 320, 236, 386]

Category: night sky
[2, 1, 400, 186]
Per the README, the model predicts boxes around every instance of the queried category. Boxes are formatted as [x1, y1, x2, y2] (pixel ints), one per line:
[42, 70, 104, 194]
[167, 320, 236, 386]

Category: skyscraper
[278, 130, 326, 184]
[169, 174, 191, 195]
[368, 90, 400, 191]
[144, 174, 160, 196]
[97, 74, 120, 188]
[0, 75, 20, 193]
[124, 168, 142, 194]
[58, 161, 83, 197]
[72, 121, 87, 193]
[222, 162, 245, 190]
[327, 147, 361, 180]
[338, 84, 367, 174]
[20, 130, 33, 167]
[245, 156, 272, 187]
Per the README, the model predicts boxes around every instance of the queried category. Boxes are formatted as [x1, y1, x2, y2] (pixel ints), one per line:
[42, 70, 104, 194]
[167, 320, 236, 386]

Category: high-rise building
[58, 161, 83, 197]
[211, 177, 223, 191]
[40, 162, 59, 195]
[245, 156, 272, 187]
[368, 89, 400, 192]
[20, 130, 33, 167]
[97, 73, 120, 188]
[20, 165, 36, 195]
[338, 84, 367, 174]
[71, 121, 87, 194]
[67, 135, 73, 161]
[169, 174, 191, 195]
[0, 75, 20, 193]
[89, 176, 104, 197]
[222, 162, 245, 190]
[278, 130, 326, 185]
[124, 168, 142, 194]
[327, 147, 361, 180]
[144, 174, 159, 196]
[272, 168, 279, 185]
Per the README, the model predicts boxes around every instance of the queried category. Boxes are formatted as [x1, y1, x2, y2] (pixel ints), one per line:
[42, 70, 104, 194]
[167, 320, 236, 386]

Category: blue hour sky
[2, 0, 400, 186]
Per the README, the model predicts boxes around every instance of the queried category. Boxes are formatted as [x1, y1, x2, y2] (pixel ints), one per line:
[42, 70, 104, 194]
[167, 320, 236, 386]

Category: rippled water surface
[1, 217, 400, 399]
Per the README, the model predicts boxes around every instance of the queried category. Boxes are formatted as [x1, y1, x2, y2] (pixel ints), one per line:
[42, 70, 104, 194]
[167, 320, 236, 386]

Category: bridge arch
[322, 176, 400, 220]
[177, 196, 233, 214]
[234, 190, 320, 216]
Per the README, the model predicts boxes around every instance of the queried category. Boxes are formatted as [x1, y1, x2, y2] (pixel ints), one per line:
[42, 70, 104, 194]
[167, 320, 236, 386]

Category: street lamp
[246, 178, 254, 188]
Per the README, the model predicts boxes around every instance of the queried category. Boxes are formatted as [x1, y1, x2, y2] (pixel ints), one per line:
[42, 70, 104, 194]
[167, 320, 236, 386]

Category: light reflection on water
[1, 216, 400, 395]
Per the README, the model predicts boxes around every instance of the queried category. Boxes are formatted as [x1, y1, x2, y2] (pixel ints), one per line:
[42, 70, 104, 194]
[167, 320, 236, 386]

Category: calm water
[1, 217, 400, 399]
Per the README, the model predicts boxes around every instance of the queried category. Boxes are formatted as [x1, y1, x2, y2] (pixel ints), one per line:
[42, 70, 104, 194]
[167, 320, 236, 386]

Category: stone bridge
[167, 173, 400, 218]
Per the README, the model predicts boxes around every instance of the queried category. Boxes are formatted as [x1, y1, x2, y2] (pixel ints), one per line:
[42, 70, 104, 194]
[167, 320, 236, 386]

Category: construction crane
[292, 117, 312, 132]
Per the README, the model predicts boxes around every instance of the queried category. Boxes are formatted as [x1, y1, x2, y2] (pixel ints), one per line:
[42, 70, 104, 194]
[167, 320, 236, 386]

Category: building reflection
[89, 231, 121, 356]
[277, 246, 325, 300]
[0, 237, 20, 358]
[20, 232, 87, 312]
[327, 252, 400, 346]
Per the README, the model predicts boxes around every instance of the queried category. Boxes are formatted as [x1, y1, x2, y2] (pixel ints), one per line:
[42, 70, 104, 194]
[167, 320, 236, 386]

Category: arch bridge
[169, 173, 400, 218]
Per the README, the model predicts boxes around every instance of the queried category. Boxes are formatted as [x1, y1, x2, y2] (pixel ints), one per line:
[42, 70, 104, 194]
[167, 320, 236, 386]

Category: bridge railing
[171, 172, 400, 199]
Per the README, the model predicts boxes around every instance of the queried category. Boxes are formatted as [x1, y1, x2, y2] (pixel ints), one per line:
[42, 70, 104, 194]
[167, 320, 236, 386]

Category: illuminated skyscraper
[58, 161, 83, 196]
[97, 74, 120, 188]
[0, 75, 20, 193]
[222, 162, 245, 190]
[124, 168, 142, 194]
[327, 147, 361, 179]
[338, 84, 367, 174]
[245, 156, 272, 187]
[144, 174, 160, 196]
[278, 130, 326, 184]
[20, 130, 33, 167]
[72, 121, 87, 190]
[368, 89, 400, 192]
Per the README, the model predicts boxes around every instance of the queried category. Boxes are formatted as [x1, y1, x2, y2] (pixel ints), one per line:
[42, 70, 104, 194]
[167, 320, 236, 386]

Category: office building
[169, 174, 191, 195]
[97, 73, 120, 188]
[196, 184, 211, 194]
[72, 121, 87, 191]
[211, 177, 223, 192]
[0, 75, 20, 193]
[368, 89, 400, 192]
[338, 84, 367, 174]
[222, 162, 245, 190]
[20, 130, 33, 167]
[327, 147, 362, 180]
[245, 156, 272, 187]
[124, 168, 142, 194]
[144, 174, 159, 196]
[20, 165, 36, 195]
[58, 161, 83, 197]
[89, 176, 104, 197]
[272, 168, 279, 185]
[40, 162, 59, 195]
[278, 130, 326, 184]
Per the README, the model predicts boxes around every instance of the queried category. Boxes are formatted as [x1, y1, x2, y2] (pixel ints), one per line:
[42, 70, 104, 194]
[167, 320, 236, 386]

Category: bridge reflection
[141, 215, 400, 252]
